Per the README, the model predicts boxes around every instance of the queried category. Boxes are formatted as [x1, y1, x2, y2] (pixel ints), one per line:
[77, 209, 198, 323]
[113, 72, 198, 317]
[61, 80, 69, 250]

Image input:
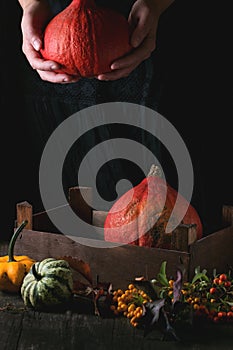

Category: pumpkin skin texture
[104, 166, 203, 249]
[40, 0, 132, 77]
[21, 258, 73, 309]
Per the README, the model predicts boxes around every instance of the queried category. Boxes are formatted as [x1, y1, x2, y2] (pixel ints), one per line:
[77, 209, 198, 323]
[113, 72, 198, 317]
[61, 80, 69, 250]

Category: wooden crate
[13, 187, 233, 289]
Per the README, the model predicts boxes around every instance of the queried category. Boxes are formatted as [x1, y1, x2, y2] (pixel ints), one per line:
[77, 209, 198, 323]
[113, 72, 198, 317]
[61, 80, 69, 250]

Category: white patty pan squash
[21, 257, 73, 309]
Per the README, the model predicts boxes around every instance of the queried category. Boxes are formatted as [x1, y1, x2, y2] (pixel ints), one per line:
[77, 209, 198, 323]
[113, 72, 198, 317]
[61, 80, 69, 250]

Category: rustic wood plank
[1, 292, 233, 349]
[189, 225, 233, 279]
[0, 292, 25, 350]
[0, 291, 25, 309]
[17, 311, 72, 350]
[14, 230, 190, 289]
[0, 311, 23, 350]
[32, 208, 65, 234]
[0, 241, 8, 255]
[171, 224, 197, 252]
[222, 205, 233, 227]
[16, 201, 33, 229]
[69, 186, 93, 224]
[92, 210, 108, 227]
[68, 313, 115, 350]
[16, 312, 160, 350]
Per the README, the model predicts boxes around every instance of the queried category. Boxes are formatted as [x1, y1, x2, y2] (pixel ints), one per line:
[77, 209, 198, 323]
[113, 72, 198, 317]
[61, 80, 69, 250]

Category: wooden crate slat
[222, 205, 233, 227]
[14, 230, 190, 289]
[171, 224, 197, 252]
[189, 225, 233, 279]
[69, 186, 93, 224]
[16, 201, 33, 229]
[33, 209, 64, 234]
[92, 210, 108, 227]
[14, 188, 233, 288]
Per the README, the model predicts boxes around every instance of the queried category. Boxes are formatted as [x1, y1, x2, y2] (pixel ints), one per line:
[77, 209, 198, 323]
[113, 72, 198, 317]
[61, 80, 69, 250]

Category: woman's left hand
[97, 0, 165, 81]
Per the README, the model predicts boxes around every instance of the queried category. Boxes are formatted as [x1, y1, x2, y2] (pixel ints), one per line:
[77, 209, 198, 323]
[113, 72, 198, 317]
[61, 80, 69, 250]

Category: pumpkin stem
[73, 0, 95, 7]
[147, 164, 163, 178]
[7, 220, 28, 262]
[32, 263, 42, 281]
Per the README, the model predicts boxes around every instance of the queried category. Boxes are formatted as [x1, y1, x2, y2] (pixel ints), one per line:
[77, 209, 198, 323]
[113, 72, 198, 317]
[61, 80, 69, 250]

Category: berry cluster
[110, 283, 152, 327]
[165, 273, 233, 323]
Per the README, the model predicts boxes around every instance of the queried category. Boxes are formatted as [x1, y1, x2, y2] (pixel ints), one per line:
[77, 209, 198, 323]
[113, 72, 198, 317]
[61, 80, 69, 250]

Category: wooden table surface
[1, 235, 233, 350]
[1, 289, 233, 350]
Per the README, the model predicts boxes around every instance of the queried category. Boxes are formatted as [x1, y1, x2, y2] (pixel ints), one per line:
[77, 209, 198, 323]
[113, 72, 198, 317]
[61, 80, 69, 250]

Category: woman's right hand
[20, 0, 79, 83]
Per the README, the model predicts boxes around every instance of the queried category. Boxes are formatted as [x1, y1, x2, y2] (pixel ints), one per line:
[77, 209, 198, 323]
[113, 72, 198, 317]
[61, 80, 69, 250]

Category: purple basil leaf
[143, 299, 165, 336]
[161, 308, 180, 341]
[172, 269, 183, 306]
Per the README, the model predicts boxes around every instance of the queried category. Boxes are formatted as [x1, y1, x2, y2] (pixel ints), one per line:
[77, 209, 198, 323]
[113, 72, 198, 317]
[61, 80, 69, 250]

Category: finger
[23, 42, 61, 71]
[37, 70, 80, 84]
[97, 67, 135, 81]
[110, 37, 155, 71]
[129, 10, 150, 48]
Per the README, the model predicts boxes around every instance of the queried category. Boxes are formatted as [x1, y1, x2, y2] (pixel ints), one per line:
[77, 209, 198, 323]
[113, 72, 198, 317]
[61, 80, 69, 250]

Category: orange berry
[128, 284, 134, 290]
[127, 304, 136, 312]
[120, 304, 127, 312]
[130, 316, 137, 324]
[169, 280, 174, 288]
[117, 289, 124, 295]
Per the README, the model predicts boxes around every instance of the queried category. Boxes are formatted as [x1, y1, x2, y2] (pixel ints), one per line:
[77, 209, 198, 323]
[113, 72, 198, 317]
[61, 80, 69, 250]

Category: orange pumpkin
[104, 165, 203, 249]
[40, 0, 132, 77]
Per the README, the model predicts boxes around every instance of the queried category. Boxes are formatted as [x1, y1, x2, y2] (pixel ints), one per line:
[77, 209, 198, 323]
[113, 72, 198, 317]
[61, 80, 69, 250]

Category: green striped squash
[21, 258, 73, 309]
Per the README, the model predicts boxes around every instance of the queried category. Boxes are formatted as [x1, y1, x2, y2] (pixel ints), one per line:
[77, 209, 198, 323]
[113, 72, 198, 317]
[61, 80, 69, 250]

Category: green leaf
[220, 299, 233, 307]
[191, 272, 209, 284]
[157, 261, 169, 287]
[194, 266, 200, 275]
[191, 267, 210, 284]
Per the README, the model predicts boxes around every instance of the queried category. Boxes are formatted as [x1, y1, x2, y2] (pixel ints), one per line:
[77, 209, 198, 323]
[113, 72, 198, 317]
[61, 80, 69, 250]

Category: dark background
[1, 1, 232, 240]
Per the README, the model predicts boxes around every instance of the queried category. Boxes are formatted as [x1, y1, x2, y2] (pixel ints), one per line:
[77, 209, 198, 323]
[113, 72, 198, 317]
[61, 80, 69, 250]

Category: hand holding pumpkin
[18, 0, 79, 83]
[18, 0, 175, 83]
[97, 0, 175, 81]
